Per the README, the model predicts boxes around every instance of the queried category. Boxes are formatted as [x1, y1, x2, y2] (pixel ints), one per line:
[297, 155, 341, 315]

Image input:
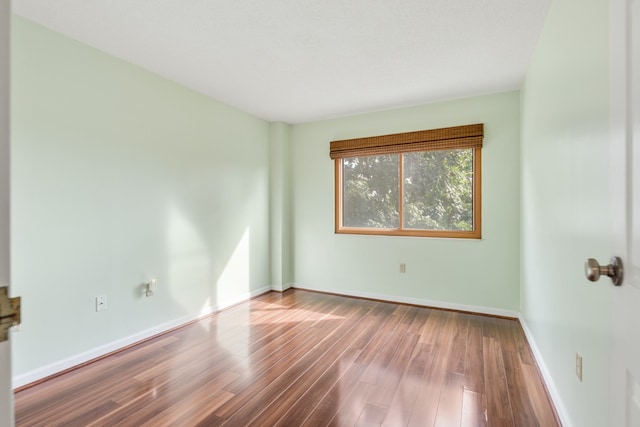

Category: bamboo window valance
[329, 123, 484, 159]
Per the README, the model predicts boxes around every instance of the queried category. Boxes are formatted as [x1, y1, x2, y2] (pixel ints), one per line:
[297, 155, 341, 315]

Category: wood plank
[522, 362, 562, 426]
[446, 313, 470, 374]
[502, 349, 539, 424]
[277, 313, 382, 426]
[248, 326, 370, 425]
[434, 371, 465, 427]
[14, 290, 559, 427]
[407, 343, 448, 426]
[219, 305, 372, 425]
[366, 333, 420, 408]
[464, 318, 485, 393]
[461, 389, 487, 427]
[354, 403, 387, 426]
[297, 358, 368, 426]
[382, 342, 432, 426]
[483, 336, 514, 426]
[329, 381, 376, 427]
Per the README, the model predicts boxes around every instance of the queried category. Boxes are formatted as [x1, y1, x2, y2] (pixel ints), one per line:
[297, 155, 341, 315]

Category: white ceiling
[13, 0, 552, 124]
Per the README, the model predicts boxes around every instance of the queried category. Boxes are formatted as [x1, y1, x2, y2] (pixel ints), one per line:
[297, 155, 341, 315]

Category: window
[330, 124, 483, 239]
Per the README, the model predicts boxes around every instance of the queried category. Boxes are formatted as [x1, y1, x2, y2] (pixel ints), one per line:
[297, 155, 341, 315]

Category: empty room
[1, 0, 639, 426]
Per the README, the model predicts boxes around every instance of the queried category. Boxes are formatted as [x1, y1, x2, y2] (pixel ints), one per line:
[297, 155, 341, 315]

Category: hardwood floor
[14, 290, 559, 426]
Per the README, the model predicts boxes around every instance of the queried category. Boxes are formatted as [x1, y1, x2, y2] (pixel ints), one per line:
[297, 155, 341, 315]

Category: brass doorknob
[585, 257, 623, 286]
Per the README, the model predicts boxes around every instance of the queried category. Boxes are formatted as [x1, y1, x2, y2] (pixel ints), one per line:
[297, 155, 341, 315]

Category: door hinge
[0, 286, 21, 342]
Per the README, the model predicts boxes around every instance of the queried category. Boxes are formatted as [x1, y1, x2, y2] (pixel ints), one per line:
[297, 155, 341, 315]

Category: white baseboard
[518, 315, 572, 427]
[13, 286, 272, 389]
[270, 283, 293, 292]
[215, 286, 272, 311]
[291, 284, 519, 318]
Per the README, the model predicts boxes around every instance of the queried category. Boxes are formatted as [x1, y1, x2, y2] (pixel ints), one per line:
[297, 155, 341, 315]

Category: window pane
[402, 149, 474, 231]
[342, 155, 399, 228]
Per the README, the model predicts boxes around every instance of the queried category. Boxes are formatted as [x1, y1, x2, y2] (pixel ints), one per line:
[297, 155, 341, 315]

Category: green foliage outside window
[341, 149, 474, 231]
[342, 155, 398, 228]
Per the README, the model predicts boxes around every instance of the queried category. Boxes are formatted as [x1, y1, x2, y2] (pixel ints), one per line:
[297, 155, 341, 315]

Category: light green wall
[269, 122, 292, 288]
[290, 92, 521, 313]
[11, 16, 270, 377]
[12, 8, 612, 424]
[520, 0, 610, 425]
[0, 3, 13, 426]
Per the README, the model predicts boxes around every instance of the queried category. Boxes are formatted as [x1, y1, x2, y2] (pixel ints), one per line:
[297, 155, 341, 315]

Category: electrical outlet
[96, 295, 107, 312]
[400, 263, 406, 273]
[576, 353, 583, 382]
[145, 279, 157, 297]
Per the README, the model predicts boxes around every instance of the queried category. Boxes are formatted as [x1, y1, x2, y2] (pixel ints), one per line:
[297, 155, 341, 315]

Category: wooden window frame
[331, 124, 483, 239]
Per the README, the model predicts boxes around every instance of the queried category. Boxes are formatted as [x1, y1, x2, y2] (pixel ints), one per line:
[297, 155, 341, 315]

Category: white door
[0, 1, 12, 426]
[610, 0, 640, 426]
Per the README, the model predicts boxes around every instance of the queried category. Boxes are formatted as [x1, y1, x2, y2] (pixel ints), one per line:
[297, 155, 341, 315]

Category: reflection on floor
[15, 289, 559, 426]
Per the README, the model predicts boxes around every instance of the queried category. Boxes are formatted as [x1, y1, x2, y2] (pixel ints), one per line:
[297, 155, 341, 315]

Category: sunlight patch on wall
[216, 227, 251, 304]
